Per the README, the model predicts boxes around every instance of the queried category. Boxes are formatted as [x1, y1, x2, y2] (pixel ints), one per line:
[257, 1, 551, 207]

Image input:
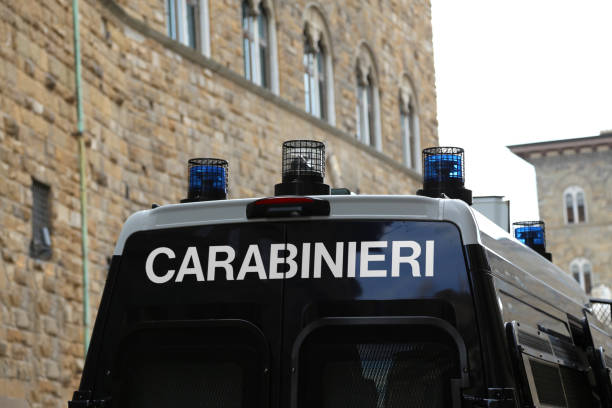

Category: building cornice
[508, 133, 612, 161]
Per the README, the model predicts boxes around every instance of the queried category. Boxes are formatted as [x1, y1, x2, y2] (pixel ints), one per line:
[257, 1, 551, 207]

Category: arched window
[570, 258, 593, 293]
[242, 0, 278, 93]
[563, 186, 587, 224]
[400, 75, 420, 171]
[166, 0, 210, 56]
[355, 44, 381, 150]
[302, 6, 335, 124]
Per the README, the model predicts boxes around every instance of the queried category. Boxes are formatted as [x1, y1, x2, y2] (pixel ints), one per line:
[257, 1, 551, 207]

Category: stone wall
[0, 0, 438, 406]
[530, 147, 612, 289]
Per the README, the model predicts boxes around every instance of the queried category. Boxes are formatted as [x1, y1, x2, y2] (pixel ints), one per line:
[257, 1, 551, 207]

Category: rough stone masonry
[0, 0, 438, 405]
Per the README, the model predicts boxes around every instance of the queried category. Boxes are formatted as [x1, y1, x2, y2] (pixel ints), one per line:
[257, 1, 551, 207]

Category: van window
[115, 324, 267, 408]
[297, 324, 459, 408]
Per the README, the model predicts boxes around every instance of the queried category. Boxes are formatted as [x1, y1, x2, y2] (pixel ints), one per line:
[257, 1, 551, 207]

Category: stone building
[509, 133, 612, 296]
[0, 0, 438, 406]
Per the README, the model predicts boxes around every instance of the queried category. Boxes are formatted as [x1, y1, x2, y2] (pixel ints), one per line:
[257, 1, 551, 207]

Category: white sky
[431, 1, 612, 223]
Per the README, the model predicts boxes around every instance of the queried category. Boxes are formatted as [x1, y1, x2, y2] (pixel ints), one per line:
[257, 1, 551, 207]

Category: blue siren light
[423, 147, 464, 185]
[513, 221, 551, 261]
[183, 158, 228, 202]
[417, 146, 472, 204]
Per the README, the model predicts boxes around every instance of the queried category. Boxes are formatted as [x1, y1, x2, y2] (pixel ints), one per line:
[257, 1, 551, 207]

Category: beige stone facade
[509, 134, 612, 295]
[0, 0, 437, 406]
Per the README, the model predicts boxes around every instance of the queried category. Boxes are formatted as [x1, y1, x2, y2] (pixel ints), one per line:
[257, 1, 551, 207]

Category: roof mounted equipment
[274, 140, 330, 196]
[417, 146, 472, 205]
[513, 220, 552, 261]
[181, 158, 228, 203]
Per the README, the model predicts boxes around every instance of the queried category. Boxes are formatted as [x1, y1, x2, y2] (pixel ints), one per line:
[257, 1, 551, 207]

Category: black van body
[69, 195, 612, 408]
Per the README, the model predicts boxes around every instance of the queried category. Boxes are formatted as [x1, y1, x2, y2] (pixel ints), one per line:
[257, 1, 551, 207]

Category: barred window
[30, 180, 52, 260]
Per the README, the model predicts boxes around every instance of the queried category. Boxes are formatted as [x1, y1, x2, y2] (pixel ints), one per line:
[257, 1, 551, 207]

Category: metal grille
[530, 359, 566, 407]
[312, 342, 457, 408]
[281, 140, 325, 183]
[518, 329, 552, 355]
[592, 299, 612, 328]
[30, 179, 52, 259]
[186, 158, 229, 201]
[549, 336, 579, 364]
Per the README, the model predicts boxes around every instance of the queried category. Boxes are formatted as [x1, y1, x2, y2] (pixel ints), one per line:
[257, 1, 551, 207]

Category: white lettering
[145, 247, 176, 284]
[425, 240, 435, 277]
[391, 241, 421, 277]
[145, 239, 436, 284]
[301, 243, 311, 278]
[347, 242, 357, 278]
[269, 243, 298, 279]
[207, 245, 236, 281]
[237, 244, 267, 280]
[314, 242, 344, 278]
[360, 241, 387, 277]
[176, 246, 205, 282]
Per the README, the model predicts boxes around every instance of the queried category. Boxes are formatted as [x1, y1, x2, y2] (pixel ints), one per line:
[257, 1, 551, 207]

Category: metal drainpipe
[71, 0, 90, 356]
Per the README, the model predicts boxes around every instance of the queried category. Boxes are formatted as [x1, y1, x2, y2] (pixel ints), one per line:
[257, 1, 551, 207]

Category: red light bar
[254, 197, 315, 205]
[246, 197, 329, 218]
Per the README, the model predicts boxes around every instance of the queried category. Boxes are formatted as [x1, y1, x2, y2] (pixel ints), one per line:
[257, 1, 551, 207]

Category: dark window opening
[115, 323, 267, 408]
[298, 324, 460, 408]
[30, 179, 52, 260]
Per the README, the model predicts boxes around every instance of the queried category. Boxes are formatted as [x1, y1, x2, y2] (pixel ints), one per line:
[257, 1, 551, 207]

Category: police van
[69, 141, 612, 408]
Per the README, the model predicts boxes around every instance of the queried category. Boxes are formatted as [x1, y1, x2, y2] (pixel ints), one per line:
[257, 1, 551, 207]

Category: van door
[84, 222, 286, 408]
[281, 219, 475, 408]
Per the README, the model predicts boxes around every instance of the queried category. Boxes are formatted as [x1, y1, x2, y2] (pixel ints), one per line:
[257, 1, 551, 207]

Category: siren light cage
[422, 146, 465, 186]
[513, 220, 546, 248]
[186, 158, 229, 201]
[281, 140, 326, 183]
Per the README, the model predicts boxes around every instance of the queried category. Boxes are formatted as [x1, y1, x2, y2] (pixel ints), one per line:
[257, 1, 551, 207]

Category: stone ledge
[98, 0, 422, 183]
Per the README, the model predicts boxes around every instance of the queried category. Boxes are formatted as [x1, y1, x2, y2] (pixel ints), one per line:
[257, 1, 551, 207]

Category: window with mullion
[242, 2, 270, 89]
[564, 187, 587, 224]
[304, 43, 325, 119]
[167, 0, 207, 53]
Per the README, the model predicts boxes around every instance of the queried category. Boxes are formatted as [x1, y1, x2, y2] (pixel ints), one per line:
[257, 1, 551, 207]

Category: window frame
[241, 0, 278, 93]
[563, 186, 588, 224]
[399, 76, 421, 172]
[355, 45, 381, 151]
[166, 0, 210, 56]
